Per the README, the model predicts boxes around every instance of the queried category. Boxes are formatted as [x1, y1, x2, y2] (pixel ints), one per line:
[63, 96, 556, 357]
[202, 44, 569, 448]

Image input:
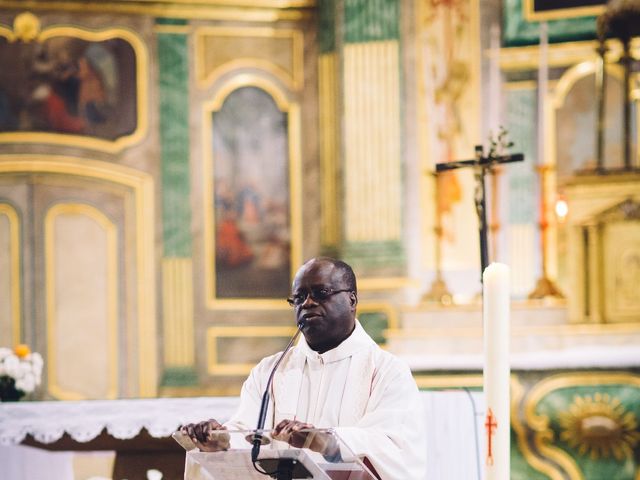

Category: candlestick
[422, 173, 453, 305]
[528, 22, 564, 299]
[483, 262, 510, 480]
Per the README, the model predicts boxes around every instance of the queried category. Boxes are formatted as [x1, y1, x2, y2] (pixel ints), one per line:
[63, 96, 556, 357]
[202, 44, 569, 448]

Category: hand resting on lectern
[272, 419, 341, 461]
[180, 418, 230, 452]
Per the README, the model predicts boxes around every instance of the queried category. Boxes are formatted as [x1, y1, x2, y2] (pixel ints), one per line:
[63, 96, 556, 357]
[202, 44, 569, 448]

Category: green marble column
[157, 19, 196, 386]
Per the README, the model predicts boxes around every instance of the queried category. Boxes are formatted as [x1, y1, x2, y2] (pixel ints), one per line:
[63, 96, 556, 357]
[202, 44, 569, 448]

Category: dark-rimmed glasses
[286, 287, 352, 307]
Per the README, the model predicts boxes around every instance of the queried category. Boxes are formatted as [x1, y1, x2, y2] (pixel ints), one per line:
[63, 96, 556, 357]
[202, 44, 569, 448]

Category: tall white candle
[483, 262, 511, 480]
[537, 22, 548, 166]
[488, 23, 502, 134]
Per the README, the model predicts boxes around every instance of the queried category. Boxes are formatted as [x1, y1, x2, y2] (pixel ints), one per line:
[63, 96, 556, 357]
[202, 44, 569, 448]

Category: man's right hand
[180, 419, 230, 452]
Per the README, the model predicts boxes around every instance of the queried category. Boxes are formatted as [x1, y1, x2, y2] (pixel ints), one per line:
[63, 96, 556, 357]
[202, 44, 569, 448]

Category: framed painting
[203, 77, 302, 309]
[0, 12, 147, 153]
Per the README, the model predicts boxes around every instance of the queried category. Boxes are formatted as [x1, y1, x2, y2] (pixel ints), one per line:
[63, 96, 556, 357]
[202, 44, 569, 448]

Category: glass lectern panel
[174, 429, 378, 480]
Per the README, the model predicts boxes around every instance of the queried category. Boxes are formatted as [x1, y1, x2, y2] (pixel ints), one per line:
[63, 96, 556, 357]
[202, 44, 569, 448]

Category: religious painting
[209, 86, 292, 300]
[0, 13, 146, 152]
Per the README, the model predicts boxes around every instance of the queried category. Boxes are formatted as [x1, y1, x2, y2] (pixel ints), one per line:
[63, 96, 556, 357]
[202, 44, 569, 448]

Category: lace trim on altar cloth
[0, 397, 240, 446]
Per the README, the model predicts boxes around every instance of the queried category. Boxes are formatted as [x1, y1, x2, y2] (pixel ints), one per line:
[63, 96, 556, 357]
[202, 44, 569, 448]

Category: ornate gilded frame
[0, 12, 148, 153]
[202, 75, 302, 310]
[517, 372, 640, 479]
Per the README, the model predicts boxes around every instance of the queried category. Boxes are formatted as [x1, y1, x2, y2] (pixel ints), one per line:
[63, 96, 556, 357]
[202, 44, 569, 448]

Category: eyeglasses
[286, 287, 352, 307]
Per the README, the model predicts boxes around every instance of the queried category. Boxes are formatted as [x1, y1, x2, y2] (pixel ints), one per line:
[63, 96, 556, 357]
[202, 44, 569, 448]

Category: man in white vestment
[182, 257, 427, 479]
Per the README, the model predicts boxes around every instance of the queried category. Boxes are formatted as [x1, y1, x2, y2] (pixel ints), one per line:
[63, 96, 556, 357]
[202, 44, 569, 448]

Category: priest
[181, 257, 427, 479]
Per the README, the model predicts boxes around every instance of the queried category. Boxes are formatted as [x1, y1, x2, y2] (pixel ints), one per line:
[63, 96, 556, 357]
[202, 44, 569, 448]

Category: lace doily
[0, 397, 240, 446]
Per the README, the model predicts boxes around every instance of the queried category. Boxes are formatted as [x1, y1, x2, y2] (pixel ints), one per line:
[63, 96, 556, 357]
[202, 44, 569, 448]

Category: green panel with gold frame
[503, 0, 598, 47]
[519, 372, 640, 480]
[0, 12, 148, 153]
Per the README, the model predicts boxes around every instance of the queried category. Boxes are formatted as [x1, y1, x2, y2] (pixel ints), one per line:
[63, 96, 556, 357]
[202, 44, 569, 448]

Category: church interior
[0, 0, 639, 478]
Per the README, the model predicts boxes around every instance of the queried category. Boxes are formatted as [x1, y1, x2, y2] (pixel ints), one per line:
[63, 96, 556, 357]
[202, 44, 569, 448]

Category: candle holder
[528, 164, 564, 299]
[422, 172, 454, 305]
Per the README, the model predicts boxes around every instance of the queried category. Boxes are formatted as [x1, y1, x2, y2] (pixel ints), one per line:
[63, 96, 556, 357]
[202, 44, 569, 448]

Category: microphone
[251, 320, 306, 464]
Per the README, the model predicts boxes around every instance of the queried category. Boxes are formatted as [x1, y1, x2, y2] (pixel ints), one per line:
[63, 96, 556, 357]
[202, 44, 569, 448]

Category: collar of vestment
[296, 319, 374, 364]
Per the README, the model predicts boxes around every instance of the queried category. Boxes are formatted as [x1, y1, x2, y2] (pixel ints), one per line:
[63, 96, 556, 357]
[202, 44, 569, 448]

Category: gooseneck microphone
[251, 320, 306, 470]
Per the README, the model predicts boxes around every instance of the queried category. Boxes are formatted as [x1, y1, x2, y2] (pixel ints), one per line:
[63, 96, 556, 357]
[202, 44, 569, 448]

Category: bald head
[294, 257, 357, 294]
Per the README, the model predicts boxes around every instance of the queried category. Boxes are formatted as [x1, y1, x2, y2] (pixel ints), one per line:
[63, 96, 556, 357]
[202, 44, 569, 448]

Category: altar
[0, 391, 486, 480]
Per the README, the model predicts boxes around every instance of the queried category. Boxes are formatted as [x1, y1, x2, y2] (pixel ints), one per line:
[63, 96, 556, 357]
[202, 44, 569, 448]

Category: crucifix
[436, 143, 523, 282]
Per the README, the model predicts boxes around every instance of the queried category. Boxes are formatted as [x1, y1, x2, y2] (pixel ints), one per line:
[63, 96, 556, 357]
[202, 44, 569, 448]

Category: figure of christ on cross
[484, 407, 498, 466]
[435, 146, 523, 282]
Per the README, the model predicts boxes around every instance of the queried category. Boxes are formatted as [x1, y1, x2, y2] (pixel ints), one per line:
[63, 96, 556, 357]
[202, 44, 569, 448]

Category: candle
[488, 23, 501, 134]
[483, 262, 511, 480]
[537, 22, 548, 166]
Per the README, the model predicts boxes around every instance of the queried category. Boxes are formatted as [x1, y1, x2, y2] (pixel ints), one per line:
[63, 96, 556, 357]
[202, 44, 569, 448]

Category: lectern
[176, 429, 378, 480]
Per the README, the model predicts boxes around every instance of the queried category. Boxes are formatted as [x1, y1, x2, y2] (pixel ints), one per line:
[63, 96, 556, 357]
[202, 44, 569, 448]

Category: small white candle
[483, 262, 511, 480]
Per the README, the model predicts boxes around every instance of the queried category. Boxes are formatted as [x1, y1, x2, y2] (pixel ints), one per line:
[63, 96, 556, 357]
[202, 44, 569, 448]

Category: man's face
[291, 259, 356, 353]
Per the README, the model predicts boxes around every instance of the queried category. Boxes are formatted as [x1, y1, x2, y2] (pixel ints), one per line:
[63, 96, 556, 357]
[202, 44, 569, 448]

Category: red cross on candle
[485, 408, 498, 466]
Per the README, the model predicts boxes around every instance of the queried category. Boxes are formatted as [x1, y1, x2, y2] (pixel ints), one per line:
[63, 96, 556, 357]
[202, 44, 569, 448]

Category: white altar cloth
[0, 397, 239, 446]
[0, 391, 485, 480]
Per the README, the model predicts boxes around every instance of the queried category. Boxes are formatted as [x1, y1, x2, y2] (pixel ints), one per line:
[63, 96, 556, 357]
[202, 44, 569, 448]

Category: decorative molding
[319, 52, 340, 249]
[414, 374, 483, 389]
[343, 40, 402, 244]
[45, 202, 119, 400]
[162, 258, 195, 369]
[499, 38, 640, 72]
[206, 325, 296, 376]
[523, 372, 640, 479]
[511, 376, 568, 480]
[0, 15, 149, 153]
[0, 155, 157, 397]
[0, 203, 21, 346]
[0, 1, 313, 21]
[195, 26, 304, 91]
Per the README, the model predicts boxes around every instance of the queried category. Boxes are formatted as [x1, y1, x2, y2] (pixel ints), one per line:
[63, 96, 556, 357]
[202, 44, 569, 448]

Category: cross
[436, 146, 524, 282]
[484, 408, 498, 466]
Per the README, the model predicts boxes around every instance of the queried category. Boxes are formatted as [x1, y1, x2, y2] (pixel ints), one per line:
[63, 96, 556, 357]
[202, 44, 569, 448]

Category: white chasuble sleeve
[334, 358, 427, 480]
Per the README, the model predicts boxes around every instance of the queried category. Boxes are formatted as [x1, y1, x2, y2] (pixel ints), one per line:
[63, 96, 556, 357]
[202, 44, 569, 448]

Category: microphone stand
[251, 321, 305, 477]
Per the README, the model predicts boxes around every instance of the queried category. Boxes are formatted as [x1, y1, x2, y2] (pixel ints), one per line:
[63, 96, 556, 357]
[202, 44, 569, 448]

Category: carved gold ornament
[559, 393, 640, 461]
[13, 12, 41, 42]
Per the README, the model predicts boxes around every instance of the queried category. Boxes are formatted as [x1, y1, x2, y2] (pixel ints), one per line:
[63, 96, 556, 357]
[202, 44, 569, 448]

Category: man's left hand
[272, 419, 339, 457]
